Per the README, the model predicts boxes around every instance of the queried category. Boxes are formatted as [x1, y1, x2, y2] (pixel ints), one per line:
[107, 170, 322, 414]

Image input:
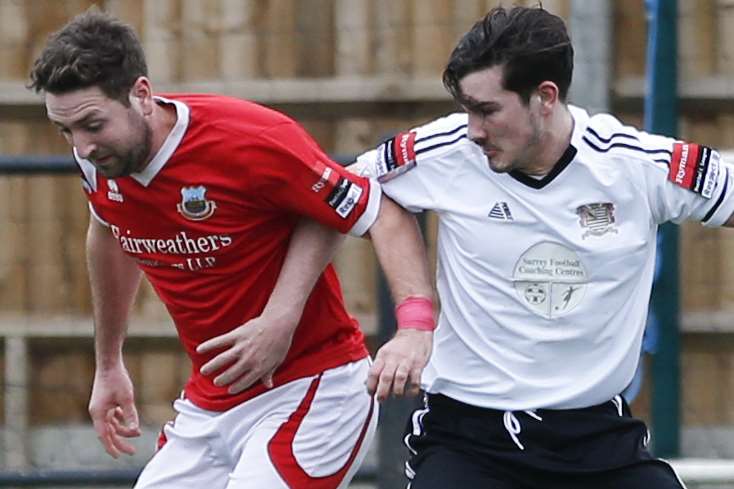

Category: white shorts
[135, 359, 377, 489]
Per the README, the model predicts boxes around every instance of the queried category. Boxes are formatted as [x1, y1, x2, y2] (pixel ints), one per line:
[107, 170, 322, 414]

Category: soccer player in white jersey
[354, 6, 734, 489]
[29, 11, 434, 489]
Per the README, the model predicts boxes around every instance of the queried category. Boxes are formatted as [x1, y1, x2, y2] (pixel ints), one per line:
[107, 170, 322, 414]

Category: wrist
[395, 296, 435, 331]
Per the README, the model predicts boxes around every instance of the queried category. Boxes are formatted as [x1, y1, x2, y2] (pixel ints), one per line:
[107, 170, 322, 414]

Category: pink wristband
[395, 296, 436, 331]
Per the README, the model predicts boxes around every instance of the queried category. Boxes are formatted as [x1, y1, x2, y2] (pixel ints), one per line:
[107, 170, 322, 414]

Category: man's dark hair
[443, 6, 573, 104]
[29, 9, 147, 105]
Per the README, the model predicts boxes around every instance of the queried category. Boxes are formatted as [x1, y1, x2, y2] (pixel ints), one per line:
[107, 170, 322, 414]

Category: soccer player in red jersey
[29, 11, 434, 489]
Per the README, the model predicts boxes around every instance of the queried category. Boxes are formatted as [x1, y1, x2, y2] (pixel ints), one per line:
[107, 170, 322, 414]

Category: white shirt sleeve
[354, 113, 473, 213]
[637, 131, 734, 227]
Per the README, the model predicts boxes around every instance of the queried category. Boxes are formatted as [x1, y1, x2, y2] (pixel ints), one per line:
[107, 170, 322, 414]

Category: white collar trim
[131, 96, 190, 187]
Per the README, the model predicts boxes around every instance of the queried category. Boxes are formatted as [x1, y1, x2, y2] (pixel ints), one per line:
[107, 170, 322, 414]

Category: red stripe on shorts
[267, 375, 375, 489]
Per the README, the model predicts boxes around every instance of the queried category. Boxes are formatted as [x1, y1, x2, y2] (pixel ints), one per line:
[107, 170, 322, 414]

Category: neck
[143, 99, 177, 168]
[523, 104, 574, 176]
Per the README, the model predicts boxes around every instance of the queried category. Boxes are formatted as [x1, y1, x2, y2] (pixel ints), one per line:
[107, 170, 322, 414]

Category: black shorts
[403, 393, 686, 489]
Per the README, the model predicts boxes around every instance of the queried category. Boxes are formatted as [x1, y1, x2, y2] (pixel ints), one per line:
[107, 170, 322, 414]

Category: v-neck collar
[507, 105, 587, 190]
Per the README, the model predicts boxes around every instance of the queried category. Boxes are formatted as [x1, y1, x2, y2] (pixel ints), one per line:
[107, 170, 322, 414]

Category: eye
[85, 122, 104, 133]
[477, 107, 497, 117]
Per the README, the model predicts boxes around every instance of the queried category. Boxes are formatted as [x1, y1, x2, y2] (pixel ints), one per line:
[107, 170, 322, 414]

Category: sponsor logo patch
[177, 185, 217, 221]
[326, 177, 351, 209]
[311, 166, 333, 193]
[576, 202, 618, 239]
[375, 131, 418, 183]
[513, 242, 588, 319]
[336, 182, 363, 218]
[326, 175, 363, 219]
[669, 142, 719, 199]
[107, 179, 124, 202]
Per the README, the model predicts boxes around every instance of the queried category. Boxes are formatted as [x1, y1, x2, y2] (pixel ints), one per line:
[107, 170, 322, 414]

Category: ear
[128, 77, 154, 115]
[535, 81, 560, 113]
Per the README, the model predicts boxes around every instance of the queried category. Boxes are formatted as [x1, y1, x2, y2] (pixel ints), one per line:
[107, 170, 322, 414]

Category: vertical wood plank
[679, 0, 717, 81]
[180, 0, 222, 81]
[261, 0, 298, 77]
[613, 0, 647, 78]
[5, 336, 29, 467]
[335, 0, 373, 76]
[295, 0, 335, 77]
[142, 0, 182, 83]
[219, 0, 259, 80]
[717, 0, 734, 75]
[373, 0, 413, 75]
[412, 0, 455, 76]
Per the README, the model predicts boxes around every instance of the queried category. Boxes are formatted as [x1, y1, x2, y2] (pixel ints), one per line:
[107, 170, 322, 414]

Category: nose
[72, 132, 98, 160]
[466, 112, 487, 144]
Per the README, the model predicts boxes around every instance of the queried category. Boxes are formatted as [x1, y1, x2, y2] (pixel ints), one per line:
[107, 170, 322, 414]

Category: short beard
[114, 113, 153, 177]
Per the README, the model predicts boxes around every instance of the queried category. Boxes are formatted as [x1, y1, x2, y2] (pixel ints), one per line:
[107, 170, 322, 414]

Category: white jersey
[356, 106, 734, 410]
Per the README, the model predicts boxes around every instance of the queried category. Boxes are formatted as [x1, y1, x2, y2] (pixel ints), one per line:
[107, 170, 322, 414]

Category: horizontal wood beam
[0, 76, 451, 107]
[614, 75, 734, 101]
[0, 312, 378, 337]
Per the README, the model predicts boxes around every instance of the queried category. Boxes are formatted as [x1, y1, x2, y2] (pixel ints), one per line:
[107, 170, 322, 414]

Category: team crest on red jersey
[177, 185, 217, 221]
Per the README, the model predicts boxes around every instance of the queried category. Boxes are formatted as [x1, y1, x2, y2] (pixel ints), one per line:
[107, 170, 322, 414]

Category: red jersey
[75, 94, 381, 411]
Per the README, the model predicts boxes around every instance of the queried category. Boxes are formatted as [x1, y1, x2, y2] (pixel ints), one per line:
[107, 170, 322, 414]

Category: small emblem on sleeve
[177, 185, 217, 221]
[326, 177, 363, 218]
[375, 131, 418, 182]
[669, 142, 719, 199]
[576, 202, 618, 239]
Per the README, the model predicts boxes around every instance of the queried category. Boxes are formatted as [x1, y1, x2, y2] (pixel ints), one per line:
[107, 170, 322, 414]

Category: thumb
[121, 402, 140, 431]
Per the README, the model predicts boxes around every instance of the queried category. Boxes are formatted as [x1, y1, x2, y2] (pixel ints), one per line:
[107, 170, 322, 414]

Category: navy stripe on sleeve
[703, 167, 729, 224]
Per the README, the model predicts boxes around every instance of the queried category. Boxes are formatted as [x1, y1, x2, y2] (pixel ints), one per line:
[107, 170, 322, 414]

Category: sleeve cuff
[348, 179, 382, 236]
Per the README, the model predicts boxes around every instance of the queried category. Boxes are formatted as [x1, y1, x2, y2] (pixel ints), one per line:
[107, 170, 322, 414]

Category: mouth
[93, 155, 114, 166]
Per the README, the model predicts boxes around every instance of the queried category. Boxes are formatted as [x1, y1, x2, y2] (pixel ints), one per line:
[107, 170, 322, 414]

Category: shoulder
[362, 113, 481, 182]
[575, 108, 674, 173]
[412, 112, 472, 160]
[161, 93, 294, 133]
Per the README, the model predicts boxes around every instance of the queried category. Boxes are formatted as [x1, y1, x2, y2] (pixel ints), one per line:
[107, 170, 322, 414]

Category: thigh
[408, 447, 517, 489]
[596, 461, 687, 489]
[226, 360, 378, 489]
[135, 400, 230, 489]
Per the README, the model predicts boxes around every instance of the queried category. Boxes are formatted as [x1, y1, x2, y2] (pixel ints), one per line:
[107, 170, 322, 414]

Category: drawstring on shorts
[503, 410, 543, 450]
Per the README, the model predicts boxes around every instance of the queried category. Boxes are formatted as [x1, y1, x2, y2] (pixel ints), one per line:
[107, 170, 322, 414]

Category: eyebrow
[457, 94, 501, 111]
[51, 112, 104, 130]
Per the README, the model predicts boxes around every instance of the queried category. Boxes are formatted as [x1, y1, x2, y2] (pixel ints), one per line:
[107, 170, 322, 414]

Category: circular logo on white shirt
[513, 242, 588, 318]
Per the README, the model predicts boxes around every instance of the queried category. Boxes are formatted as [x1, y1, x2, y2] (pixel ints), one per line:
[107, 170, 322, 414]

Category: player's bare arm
[367, 195, 435, 402]
[197, 218, 346, 394]
[86, 215, 143, 458]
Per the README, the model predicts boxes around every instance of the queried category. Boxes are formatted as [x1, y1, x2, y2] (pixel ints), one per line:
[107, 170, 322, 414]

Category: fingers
[92, 408, 139, 458]
[227, 371, 262, 394]
[200, 348, 240, 376]
[366, 358, 383, 395]
[113, 406, 141, 437]
[106, 408, 137, 456]
[196, 331, 235, 355]
[92, 413, 120, 458]
[368, 341, 427, 401]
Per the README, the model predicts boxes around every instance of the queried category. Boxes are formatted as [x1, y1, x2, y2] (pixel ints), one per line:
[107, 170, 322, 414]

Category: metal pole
[645, 0, 680, 458]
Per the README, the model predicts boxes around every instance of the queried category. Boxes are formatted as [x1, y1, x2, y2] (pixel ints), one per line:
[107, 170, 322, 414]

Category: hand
[88, 365, 141, 458]
[197, 313, 297, 394]
[367, 329, 432, 402]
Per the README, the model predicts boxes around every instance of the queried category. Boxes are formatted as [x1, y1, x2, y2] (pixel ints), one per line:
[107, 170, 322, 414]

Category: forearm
[264, 218, 346, 321]
[86, 216, 142, 370]
[369, 195, 434, 304]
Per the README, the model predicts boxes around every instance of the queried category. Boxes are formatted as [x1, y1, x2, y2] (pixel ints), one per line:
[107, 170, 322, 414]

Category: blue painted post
[644, 0, 680, 458]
